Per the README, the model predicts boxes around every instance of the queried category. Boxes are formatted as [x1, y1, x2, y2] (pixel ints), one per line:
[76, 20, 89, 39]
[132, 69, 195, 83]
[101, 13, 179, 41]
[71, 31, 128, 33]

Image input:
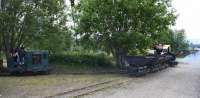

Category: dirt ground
[0, 74, 128, 98]
[83, 63, 200, 98]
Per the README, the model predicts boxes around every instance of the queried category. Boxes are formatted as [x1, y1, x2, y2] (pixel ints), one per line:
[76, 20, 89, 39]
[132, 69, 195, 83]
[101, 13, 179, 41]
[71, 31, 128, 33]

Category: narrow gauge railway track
[46, 78, 132, 98]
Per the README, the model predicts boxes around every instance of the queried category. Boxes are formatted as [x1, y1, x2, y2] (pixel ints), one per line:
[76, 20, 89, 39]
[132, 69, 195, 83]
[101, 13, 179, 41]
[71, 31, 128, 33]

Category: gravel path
[83, 63, 200, 98]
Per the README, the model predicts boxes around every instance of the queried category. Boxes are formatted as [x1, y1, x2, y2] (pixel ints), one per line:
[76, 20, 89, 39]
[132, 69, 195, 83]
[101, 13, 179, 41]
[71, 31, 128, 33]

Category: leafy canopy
[0, 0, 71, 56]
[76, 0, 176, 65]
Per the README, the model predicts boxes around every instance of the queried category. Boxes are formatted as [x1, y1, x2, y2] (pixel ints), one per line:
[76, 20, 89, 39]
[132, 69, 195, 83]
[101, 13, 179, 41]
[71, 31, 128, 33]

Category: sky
[172, 0, 200, 44]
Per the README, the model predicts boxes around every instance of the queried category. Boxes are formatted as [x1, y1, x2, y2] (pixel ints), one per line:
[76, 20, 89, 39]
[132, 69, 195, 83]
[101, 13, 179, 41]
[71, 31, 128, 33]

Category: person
[18, 47, 26, 65]
[11, 48, 20, 67]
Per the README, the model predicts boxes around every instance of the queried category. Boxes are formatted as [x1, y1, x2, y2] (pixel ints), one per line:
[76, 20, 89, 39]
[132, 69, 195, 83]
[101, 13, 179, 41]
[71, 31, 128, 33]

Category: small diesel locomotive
[7, 50, 49, 74]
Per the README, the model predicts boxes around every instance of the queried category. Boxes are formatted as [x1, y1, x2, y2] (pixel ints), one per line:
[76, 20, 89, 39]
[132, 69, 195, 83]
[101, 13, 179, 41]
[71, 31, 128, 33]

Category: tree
[76, 0, 176, 67]
[0, 0, 71, 58]
[156, 29, 189, 52]
[173, 29, 189, 51]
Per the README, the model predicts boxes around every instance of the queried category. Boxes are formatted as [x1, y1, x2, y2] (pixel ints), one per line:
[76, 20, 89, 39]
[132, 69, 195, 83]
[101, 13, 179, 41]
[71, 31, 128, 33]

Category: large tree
[76, 0, 176, 67]
[0, 0, 71, 58]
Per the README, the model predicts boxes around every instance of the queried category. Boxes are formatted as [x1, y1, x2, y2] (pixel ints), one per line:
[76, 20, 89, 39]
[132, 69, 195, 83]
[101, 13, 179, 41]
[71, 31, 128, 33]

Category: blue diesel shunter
[7, 51, 49, 74]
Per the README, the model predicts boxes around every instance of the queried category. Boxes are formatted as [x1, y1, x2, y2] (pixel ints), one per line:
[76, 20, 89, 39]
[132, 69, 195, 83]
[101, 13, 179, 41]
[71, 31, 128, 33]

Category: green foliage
[172, 30, 189, 51]
[50, 52, 114, 68]
[156, 29, 189, 52]
[0, 52, 3, 59]
[128, 49, 148, 56]
[0, 0, 71, 56]
[0, 0, 189, 69]
[76, 0, 176, 66]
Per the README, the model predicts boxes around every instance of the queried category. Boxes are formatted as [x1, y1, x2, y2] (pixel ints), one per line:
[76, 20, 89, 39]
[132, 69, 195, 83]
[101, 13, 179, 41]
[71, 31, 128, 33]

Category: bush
[0, 51, 3, 60]
[0, 52, 3, 67]
[49, 52, 115, 68]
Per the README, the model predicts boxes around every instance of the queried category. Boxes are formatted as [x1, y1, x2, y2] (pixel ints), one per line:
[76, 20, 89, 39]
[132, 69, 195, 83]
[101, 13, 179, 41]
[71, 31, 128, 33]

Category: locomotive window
[32, 54, 42, 65]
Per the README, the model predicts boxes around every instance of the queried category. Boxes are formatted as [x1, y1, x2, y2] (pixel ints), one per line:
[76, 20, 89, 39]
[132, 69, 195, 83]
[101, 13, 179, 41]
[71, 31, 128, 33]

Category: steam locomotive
[125, 45, 178, 76]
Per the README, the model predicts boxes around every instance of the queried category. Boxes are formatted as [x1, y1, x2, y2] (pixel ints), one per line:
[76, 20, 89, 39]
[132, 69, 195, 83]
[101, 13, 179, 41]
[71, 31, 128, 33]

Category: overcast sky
[172, 0, 200, 44]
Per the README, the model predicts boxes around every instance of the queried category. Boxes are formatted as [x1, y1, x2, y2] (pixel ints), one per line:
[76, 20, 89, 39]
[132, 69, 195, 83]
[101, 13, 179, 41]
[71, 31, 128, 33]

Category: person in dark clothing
[11, 49, 20, 66]
[18, 47, 26, 65]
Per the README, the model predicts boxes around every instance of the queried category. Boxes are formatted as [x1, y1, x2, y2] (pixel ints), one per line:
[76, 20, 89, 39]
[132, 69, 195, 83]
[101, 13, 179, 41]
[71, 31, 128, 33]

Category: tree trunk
[115, 53, 126, 68]
[2, 34, 11, 62]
